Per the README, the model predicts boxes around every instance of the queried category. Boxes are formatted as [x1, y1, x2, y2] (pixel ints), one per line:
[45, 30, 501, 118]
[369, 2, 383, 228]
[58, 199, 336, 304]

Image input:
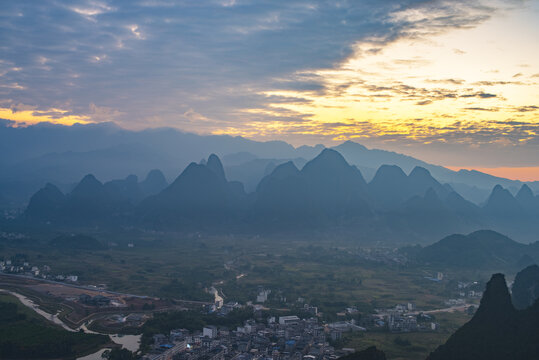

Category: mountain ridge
[20, 151, 539, 243]
[1, 121, 536, 209]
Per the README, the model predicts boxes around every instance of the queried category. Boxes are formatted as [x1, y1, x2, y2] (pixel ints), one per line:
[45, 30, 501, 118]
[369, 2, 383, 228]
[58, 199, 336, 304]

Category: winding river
[0, 289, 141, 359]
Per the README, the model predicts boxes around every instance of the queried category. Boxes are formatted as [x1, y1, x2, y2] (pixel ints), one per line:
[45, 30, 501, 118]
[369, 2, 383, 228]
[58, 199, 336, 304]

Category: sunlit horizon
[1, 0, 537, 178]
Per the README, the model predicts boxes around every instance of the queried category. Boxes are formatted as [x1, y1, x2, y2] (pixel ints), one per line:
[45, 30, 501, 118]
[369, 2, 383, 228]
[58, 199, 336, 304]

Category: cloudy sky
[0, 0, 538, 178]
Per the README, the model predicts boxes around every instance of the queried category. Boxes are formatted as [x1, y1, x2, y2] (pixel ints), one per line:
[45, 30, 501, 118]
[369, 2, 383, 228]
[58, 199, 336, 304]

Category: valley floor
[0, 231, 501, 359]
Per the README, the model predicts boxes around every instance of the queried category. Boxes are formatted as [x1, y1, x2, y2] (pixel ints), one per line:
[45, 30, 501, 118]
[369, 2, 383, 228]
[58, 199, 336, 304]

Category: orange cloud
[0, 107, 92, 126]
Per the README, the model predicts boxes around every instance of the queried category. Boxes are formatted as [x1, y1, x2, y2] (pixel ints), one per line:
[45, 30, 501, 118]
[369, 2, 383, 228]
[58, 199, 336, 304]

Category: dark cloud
[0, 0, 502, 128]
[426, 79, 465, 85]
[463, 107, 499, 112]
[513, 105, 539, 112]
[2, 0, 536, 170]
[350, 82, 503, 104]
[472, 81, 523, 86]
[460, 92, 497, 98]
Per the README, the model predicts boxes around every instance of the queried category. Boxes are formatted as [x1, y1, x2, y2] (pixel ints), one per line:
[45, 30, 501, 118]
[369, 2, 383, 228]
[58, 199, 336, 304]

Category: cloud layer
[0, 0, 537, 167]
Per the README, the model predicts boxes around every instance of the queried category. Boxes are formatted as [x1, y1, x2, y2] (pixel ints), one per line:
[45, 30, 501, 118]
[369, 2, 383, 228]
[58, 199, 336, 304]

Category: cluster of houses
[442, 281, 483, 306]
[0, 258, 78, 282]
[143, 316, 347, 360]
[206, 301, 244, 316]
[143, 299, 444, 360]
[0, 259, 43, 277]
[456, 281, 483, 298]
[361, 303, 438, 333]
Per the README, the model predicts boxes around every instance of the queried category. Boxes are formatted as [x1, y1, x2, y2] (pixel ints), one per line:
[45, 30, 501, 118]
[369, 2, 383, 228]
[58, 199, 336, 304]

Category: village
[0, 254, 481, 360]
[144, 314, 348, 360]
[142, 290, 471, 360]
[142, 299, 453, 360]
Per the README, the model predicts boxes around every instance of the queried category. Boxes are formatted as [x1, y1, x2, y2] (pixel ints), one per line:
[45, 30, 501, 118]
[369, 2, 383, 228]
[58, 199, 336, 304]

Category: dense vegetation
[511, 264, 539, 310]
[159, 278, 213, 302]
[0, 294, 109, 359]
[106, 348, 136, 360]
[49, 233, 106, 250]
[339, 346, 387, 360]
[415, 230, 539, 271]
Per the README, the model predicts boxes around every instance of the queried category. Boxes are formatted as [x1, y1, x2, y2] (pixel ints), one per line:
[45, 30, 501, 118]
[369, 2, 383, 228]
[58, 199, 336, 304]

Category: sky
[0, 0, 538, 179]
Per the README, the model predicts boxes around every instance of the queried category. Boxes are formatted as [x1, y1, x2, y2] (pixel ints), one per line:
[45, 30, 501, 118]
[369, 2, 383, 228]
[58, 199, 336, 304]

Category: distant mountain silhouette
[516, 184, 534, 205]
[443, 191, 482, 217]
[481, 184, 539, 240]
[104, 174, 142, 203]
[334, 140, 442, 178]
[19, 149, 539, 241]
[515, 184, 539, 216]
[138, 154, 246, 227]
[2, 122, 537, 209]
[254, 161, 314, 225]
[331, 140, 536, 204]
[426, 273, 539, 360]
[387, 187, 487, 239]
[368, 166, 450, 209]
[207, 154, 226, 182]
[225, 158, 308, 193]
[416, 230, 537, 270]
[24, 170, 168, 224]
[408, 167, 451, 198]
[140, 169, 168, 196]
[25, 183, 66, 221]
[253, 149, 371, 227]
[484, 185, 522, 217]
[368, 165, 409, 208]
[386, 188, 472, 238]
[512, 264, 539, 310]
[66, 174, 130, 221]
[300, 149, 370, 215]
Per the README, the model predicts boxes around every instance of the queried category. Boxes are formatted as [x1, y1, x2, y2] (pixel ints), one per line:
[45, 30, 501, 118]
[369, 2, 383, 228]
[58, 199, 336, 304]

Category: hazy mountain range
[1, 121, 537, 209]
[20, 149, 539, 243]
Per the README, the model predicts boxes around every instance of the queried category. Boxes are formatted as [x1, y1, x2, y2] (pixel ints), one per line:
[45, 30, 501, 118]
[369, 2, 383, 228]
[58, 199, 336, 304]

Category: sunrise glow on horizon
[446, 166, 539, 182]
[0, 0, 537, 179]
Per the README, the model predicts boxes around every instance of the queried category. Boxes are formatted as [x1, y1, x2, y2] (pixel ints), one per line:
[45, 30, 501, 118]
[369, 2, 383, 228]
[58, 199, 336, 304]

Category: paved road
[0, 272, 213, 306]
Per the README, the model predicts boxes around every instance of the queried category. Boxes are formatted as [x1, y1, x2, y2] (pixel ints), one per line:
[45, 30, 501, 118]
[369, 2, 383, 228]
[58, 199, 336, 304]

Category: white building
[256, 289, 271, 303]
[203, 326, 218, 338]
[279, 315, 300, 325]
[437, 272, 444, 281]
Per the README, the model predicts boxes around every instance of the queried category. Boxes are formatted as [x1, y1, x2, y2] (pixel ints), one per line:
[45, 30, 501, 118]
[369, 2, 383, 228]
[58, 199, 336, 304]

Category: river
[0, 289, 141, 359]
